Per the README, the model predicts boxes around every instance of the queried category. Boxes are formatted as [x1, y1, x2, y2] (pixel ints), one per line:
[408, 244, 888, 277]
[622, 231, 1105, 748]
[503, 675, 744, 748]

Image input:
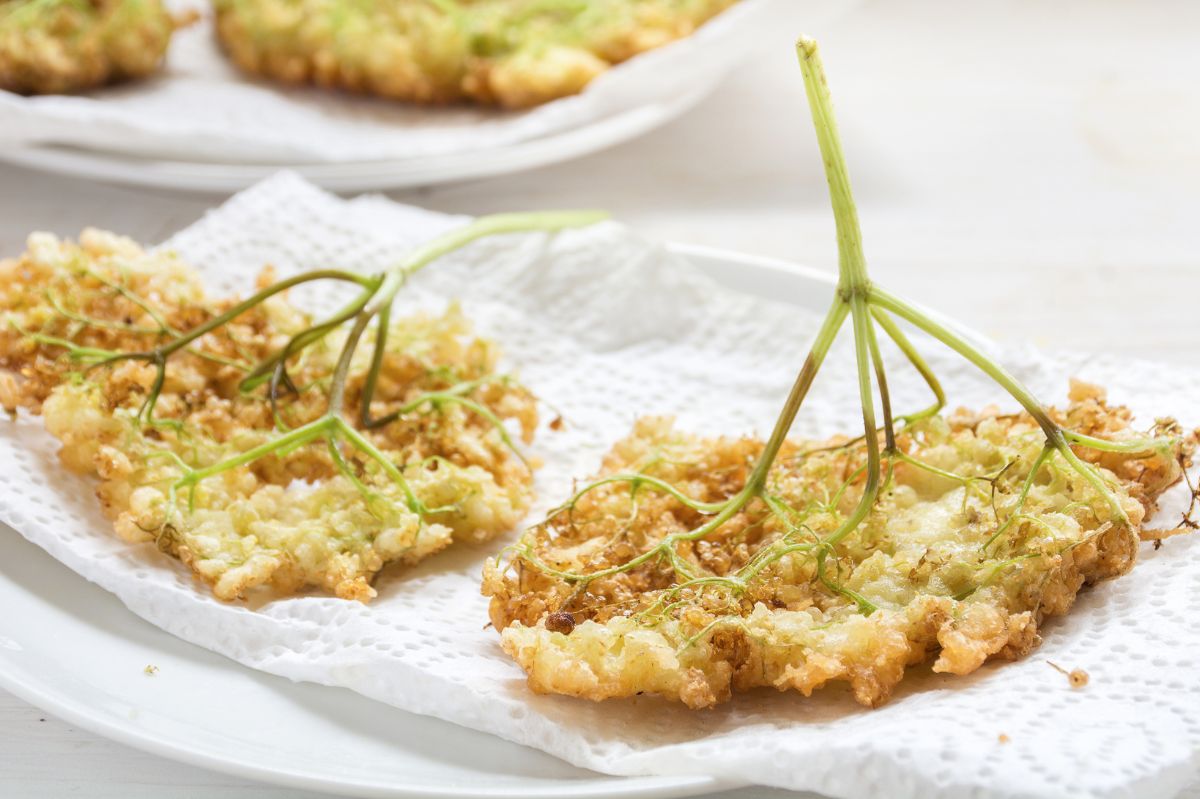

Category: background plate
[0, 88, 710, 194]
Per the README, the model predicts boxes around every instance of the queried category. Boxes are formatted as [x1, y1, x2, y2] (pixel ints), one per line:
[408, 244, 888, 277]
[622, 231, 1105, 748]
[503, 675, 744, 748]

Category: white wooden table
[2, 0, 1198, 795]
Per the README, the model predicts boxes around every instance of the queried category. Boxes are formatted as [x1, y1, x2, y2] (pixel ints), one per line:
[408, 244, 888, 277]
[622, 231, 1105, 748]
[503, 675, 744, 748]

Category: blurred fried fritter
[0, 0, 178, 94]
[1, 230, 538, 601]
[484, 390, 1190, 708]
[212, 0, 739, 108]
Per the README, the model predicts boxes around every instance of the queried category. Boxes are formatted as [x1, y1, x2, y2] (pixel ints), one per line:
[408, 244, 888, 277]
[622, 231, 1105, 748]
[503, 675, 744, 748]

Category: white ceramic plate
[0, 0, 833, 193]
[0, 87, 708, 194]
[0, 245, 983, 798]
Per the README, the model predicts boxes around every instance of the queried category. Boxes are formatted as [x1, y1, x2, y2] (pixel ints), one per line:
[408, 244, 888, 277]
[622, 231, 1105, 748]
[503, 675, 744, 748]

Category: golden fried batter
[484, 386, 1191, 708]
[0, 0, 178, 94]
[1, 229, 538, 601]
[212, 0, 740, 108]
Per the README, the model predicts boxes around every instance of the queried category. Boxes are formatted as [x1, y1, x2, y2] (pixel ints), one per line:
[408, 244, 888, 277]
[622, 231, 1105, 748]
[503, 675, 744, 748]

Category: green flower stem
[826, 461, 868, 511]
[866, 302, 896, 452]
[359, 303, 392, 428]
[179, 416, 332, 488]
[549, 473, 728, 518]
[72, 269, 378, 427]
[46, 288, 247, 371]
[796, 37, 868, 290]
[892, 449, 976, 486]
[743, 296, 850, 495]
[410, 391, 530, 464]
[736, 543, 809, 585]
[138, 353, 168, 421]
[39, 212, 608, 528]
[1054, 442, 1128, 521]
[508, 37, 1183, 625]
[242, 283, 379, 392]
[1060, 429, 1173, 455]
[682, 295, 849, 533]
[46, 290, 161, 335]
[983, 444, 1053, 551]
[868, 285, 1058, 438]
[345, 211, 606, 426]
[323, 211, 607, 432]
[871, 307, 946, 423]
[326, 437, 371, 496]
[179, 212, 604, 517]
[833, 294, 882, 549]
[364, 211, 608, 320]
[19, 329, 119, 363]
[326, 310, 374, 416]
[813, 295, 883, 612]
[157, 269, 375, 361]
[83, 266, 180, 335]
[869, 285, 1132, 522]
[366, 375, 490, 429]
[334, 417, 424, 514]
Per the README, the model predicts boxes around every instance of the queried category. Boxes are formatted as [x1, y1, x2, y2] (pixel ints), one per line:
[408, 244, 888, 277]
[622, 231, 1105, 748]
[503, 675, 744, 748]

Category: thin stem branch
[871, 307, 946, 422]
[869, 285, 1058, 437]
[743, 296, 849, 494]
[503, 36, 1187, 632]
[797, 37, 868, 291]
[360, 304, 391, 428]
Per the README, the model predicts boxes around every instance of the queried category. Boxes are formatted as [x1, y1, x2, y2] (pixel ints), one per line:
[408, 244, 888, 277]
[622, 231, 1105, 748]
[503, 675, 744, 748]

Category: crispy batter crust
[0, 0, 177, 94]
[212, 0, 739, 109]
[484, 386, 1191, 707]
[1, 230, 538, 601]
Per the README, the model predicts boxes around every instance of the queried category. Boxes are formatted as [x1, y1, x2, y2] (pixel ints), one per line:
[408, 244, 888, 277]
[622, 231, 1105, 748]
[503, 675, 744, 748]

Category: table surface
[2, 0, 1199, 796]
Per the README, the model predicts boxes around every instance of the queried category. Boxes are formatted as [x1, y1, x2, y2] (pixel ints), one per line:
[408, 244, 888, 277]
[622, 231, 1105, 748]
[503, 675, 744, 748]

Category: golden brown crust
[2, 230, 538, 601]
[0, 0, 178, 95]
[211, 0, 740, 109]
[484, 390, 1193, 708]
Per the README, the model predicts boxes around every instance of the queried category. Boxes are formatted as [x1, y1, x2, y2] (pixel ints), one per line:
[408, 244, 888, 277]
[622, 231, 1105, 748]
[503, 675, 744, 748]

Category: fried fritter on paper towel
[485, 387, 1190, 708]
[1, 229, 537, 601]
[212, 0, 739, 109]
[0, 0, 178, 94]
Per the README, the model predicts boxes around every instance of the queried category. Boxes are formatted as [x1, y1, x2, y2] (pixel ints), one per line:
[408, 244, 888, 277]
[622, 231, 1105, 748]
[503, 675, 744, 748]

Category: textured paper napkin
[1, 174, 1197, 799]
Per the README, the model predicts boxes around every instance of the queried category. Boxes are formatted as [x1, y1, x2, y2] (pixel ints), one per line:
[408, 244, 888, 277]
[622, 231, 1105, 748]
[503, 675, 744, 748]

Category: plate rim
[0, 86, 713, 194]
[0, 658, 726, 799]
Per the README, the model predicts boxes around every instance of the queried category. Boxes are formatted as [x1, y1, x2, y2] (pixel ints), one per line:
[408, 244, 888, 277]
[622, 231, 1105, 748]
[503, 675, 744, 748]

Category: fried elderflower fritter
[483, 38, 1198, 708]
[0, 214, 604, 601]
[485, 390, 1191, 708]
[0, 0, 178, 94]
[212, 0, 740, 108]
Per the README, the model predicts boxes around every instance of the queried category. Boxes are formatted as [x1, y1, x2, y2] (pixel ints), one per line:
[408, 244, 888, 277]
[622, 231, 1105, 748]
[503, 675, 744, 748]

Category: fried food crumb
[1, 231, 538, 602]
[486, 394, 1190, 708]
[545, 611, 575, 635]
[998, 733, 1010, 744]
[1046, 660, 1090, 689]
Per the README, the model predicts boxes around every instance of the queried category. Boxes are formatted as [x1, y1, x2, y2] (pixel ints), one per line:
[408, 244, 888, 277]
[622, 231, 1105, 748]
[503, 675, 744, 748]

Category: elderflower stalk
[90, 211, 606, 520]
[790, 35, 1157, 531]
[498, 36, 1182, 614]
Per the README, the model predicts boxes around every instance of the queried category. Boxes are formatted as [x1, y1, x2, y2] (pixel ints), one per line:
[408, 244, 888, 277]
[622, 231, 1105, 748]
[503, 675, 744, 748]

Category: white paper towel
[1, 173, 1197, 799]
[0, 0, 771, 163]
